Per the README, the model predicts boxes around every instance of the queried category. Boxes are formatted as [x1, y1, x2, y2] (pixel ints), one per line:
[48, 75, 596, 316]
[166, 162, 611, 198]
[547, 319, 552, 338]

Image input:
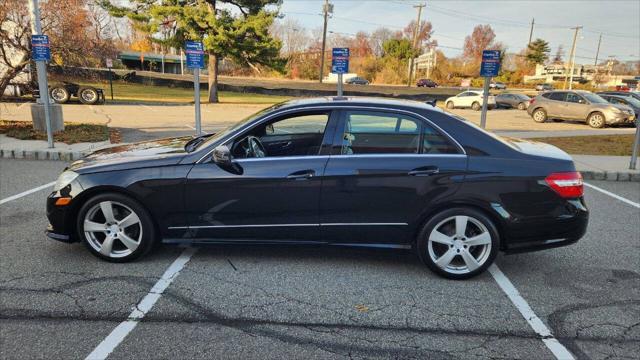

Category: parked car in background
[527, 90, 636, 128]
[495, 93, 531, 110]
[599, 94, 640, 119]
[417, 79, 438, 88]
[45, 97, 588, 279]
[345, 77, 369, 85]
[445, 91, 496, 111]
[535, 83, 554, 91]
[597, 91, 640, 102]
[489, 82, 507, 90]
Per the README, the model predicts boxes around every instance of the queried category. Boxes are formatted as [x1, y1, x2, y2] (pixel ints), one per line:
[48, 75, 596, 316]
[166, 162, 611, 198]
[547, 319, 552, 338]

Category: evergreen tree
[526, 38, 550, 65]
[100, 0, 284, 103]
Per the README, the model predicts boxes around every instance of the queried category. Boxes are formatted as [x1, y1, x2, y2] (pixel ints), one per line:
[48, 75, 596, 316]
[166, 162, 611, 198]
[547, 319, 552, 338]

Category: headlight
[53, 171, 79, 192]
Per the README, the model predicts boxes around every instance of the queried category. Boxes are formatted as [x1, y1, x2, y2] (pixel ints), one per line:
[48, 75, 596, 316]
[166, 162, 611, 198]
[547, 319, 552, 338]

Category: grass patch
[74, 80, 291, 104]
[531, 135, 636, 156]
[0, 120, 109, 144]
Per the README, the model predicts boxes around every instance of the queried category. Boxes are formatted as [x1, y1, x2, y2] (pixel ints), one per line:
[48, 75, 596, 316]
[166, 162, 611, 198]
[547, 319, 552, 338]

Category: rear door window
[548, 92, 566, 101]
[340, 111, 459, 155]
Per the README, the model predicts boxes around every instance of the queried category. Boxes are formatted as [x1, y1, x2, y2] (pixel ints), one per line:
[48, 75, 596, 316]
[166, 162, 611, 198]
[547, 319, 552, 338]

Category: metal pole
[630, 120, 640, 170]
[528, 18, 535, 45]
[180, 49, 184, 75]
[108, 68, 114, 100]
[407, 3, 425, 87]
[194, 68, 202, 135]
[480, 77, 490, 128]
[319, 0, 330, 83]
[28, 0, 54, 148]
[337, 73, 343, 97]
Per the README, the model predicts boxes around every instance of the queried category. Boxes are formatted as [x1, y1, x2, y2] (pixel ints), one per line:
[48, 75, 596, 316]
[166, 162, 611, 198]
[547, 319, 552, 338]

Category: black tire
[78, 86, 99, 105]
[587, 112, 606, 128]
[446, 101, 454, 109]
[416, 207, 500, 280]
[532, 108, 547, 123]
[49, 86, 70, 104]
[471, 102, 481, 111]
[517, 102, 526, 110]
[77, 192, 156, 262]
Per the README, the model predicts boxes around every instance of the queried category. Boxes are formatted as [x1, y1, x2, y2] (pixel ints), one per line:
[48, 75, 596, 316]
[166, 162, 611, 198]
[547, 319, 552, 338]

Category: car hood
[69, 137, 190, 173]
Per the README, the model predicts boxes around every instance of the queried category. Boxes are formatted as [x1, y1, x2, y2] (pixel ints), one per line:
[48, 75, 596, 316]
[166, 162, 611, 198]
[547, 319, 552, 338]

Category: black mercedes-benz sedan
[46, 97, 588, 279]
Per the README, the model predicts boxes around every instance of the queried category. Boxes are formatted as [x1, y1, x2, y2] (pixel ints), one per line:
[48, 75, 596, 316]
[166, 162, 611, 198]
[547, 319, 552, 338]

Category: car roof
[274, 96, 440, 112]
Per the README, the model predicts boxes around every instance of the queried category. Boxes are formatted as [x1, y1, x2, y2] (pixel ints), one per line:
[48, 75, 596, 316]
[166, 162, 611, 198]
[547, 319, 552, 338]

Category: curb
[580, 170, 640, 182]
[1, 149, 87, 162]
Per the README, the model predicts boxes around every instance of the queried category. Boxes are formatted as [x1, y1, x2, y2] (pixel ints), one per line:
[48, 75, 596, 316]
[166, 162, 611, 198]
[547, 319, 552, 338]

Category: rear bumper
[501, 198, 589, 254]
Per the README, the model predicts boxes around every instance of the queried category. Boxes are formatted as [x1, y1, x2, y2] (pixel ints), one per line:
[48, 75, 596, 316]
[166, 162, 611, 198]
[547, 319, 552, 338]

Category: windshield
[190, 103, 285, 151]
[582, 93, 608, 104]
[622, 97, 640, 108]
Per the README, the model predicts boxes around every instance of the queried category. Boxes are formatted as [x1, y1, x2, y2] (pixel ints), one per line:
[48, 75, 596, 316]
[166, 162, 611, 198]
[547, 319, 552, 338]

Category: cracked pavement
[0, 159, 638, 359]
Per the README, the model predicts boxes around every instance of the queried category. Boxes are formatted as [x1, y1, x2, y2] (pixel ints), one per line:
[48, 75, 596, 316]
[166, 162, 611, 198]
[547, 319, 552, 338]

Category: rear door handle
[408, 167, 439, 176]
[286, 170, 315, 179]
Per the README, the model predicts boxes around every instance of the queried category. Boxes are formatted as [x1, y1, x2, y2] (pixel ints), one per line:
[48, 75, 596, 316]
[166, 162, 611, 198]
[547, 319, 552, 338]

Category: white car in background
[445, 91, 496, 111]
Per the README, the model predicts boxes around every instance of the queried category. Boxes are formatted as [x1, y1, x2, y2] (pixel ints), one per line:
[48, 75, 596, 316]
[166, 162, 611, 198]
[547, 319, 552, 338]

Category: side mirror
[212, 145, 232, 166]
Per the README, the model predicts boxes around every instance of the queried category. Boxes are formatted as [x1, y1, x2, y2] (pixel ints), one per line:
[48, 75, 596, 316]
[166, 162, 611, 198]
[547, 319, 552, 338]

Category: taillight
[545, 172, 583, 198]
[529, 98, 535, 105]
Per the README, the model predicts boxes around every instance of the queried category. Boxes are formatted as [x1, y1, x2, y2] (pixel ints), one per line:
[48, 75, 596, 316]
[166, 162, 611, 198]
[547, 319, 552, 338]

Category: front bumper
[607, 112, 636, 125]
[45, 179, 84, 243]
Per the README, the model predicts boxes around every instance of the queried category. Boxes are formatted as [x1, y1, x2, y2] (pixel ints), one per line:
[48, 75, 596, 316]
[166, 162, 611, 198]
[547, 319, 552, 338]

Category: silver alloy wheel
[589, 113, 604, 127]
[427, 215, 492, 275]
[51, 88, 67, 102]
[83, 200, 143, 258]
[80, 88, 97, 102]
[533, 110, 546, 122]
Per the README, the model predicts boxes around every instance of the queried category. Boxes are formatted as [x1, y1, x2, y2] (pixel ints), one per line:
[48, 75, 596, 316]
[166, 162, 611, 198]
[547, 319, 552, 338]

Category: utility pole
[564, 26, 582, 90]
[28, 0, 54, 148]
[594, 33, 602, 65]
[319, 0, 332, 83]
[528, 18, 535, 45]
[407, 3, 425, 87]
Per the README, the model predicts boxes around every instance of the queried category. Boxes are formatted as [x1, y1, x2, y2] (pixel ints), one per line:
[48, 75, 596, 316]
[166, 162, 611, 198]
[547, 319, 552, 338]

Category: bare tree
[463, 24, 500, 61]
[403, 20, 437, 51]
[0, 0, 31, 97]
[271, 18, 309, 56]
[369, 27, 396, 57]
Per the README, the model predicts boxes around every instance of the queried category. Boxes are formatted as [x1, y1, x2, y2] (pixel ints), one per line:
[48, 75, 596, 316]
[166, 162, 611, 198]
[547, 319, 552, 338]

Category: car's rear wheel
[417, 208, 499, 280]
[517, 102, 526, 110]
[78, 87, 99, 105]
[77, 193, 155, 262]
[532, 108, 547, 123]
[587, 112, 606, 128]
[471, 102, 481, 111]
[49, 86, 70, 104]
[446, 101, 454, 109]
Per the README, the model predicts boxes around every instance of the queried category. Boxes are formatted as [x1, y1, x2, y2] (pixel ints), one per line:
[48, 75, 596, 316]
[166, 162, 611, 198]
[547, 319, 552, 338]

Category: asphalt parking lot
[0, 158, 638, 359]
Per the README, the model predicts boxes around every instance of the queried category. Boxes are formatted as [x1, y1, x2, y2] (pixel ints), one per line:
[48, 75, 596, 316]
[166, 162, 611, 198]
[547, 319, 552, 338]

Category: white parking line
[85, 247, 197, 360]
[584, 182, 640, 208]
[489, 265, 574, 360]
[0, 181, 56, 205]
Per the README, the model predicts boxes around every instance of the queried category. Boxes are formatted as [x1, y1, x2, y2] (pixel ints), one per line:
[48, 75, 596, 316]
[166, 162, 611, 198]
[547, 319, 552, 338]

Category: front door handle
[408, 167, 439, 176]
[286, 169, 315, 179]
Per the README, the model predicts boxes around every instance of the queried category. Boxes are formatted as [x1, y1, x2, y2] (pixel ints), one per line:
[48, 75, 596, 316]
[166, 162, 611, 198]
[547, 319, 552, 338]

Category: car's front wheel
[77, 193, 156, 262]
[417, 208, 499, 279]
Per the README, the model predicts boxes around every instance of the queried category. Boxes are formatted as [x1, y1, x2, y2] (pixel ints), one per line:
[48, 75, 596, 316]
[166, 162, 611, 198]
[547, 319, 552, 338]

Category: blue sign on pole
[31, 35, 51, 61]
[185, 41, 205, 69]
[331, 48, 349, 74]
[480, 50, 501, 77]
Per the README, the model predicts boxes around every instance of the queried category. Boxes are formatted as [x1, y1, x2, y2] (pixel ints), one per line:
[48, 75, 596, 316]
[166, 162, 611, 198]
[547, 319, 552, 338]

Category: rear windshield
[582, 93, 608, 104]
[446, 113, 520, 151]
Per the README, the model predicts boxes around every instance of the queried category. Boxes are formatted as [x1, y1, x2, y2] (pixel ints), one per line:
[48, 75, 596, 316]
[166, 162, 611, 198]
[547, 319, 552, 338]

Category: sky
[279, 0, 640, 63]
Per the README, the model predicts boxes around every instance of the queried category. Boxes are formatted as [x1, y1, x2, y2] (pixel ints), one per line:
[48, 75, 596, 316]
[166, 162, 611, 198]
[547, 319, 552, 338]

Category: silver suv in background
[527, 90, 636, 128]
